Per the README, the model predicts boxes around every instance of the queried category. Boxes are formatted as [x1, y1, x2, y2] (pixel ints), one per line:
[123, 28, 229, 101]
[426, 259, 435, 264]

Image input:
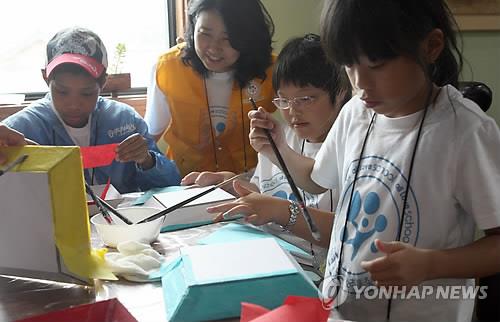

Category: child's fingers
[219, 204, 252, 218]
[367, 268, 399, 284]
[181, 172, 201, 185]
[206, 201, 241, 213]
[117, 143, 148, 163]
[195, 172, 224, 186]
[250, 118, 274, 131]
[116, 134, 148, 162]
[213, 213, 225, 222]
[117, 133, 142, 150]
[375, 239, 406, 254]
[212, 206, 251, 223]
[232, 180, 253, 197]
[360, 256, 393, 273]
[248, 108, 269, 120]
[245, 214, 260, 224]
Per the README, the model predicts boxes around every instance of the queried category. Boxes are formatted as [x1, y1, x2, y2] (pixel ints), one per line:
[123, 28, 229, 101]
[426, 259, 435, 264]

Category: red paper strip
[240, 303, 270, 322]
[16, 298, 137, 322]
[80, 144, 118, 169]
[240, 296, 330, 322]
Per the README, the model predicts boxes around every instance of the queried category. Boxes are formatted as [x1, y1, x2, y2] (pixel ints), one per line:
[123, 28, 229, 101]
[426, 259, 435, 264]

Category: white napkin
[105, 241, 164, 281]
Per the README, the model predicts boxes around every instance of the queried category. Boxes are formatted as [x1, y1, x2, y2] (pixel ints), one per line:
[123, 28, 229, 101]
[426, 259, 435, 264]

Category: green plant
[110, 43, 127, 74]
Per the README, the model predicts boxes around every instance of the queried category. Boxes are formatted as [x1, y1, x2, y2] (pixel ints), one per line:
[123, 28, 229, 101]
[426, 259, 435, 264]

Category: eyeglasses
[272, 96, 316, 109]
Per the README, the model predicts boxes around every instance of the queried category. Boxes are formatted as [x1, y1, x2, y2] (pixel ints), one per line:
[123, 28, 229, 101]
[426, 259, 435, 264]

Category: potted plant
[103, 43, 131, 95]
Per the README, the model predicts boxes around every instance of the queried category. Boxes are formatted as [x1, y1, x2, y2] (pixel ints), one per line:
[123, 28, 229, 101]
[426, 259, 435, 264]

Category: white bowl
[91, 207, 165, 248]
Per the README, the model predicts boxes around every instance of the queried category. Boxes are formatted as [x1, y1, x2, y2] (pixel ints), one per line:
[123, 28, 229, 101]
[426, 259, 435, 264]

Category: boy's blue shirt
[3, 93, 181, 193]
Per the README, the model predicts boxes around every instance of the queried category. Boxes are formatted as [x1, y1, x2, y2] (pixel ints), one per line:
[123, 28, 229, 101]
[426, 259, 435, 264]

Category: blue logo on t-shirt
[339, 191, 388, 260]
[327, 156, 420, 294]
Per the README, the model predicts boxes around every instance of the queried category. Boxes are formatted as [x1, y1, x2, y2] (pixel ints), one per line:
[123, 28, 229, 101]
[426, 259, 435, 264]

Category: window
[0, 0, 175, 96]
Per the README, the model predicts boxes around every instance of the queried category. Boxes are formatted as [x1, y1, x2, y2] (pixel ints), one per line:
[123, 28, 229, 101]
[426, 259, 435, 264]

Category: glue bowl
[91, 207, 165, 248]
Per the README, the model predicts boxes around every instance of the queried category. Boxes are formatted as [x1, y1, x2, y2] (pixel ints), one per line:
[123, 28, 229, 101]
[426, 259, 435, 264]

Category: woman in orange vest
[145, 0, 276, 177]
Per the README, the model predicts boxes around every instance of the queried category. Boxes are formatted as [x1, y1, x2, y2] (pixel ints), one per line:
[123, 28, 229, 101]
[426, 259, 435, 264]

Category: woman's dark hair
[182, 0, 274, 87]
[320, 0, 463, 87]
[273, 34, 351, 108]
[49, 63, 107, 87]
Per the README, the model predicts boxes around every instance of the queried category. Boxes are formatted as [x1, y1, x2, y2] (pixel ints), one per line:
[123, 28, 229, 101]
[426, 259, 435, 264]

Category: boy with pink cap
[3, 27, 180, 193]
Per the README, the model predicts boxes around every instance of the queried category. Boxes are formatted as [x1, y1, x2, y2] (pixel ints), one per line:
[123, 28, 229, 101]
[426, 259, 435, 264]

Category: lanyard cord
[203, 78, 248, 172]
[385, 84, 436, 320]
[334, 111, 377, 299]
[240, 89, 248, 172]
[90, 115, 99, 185]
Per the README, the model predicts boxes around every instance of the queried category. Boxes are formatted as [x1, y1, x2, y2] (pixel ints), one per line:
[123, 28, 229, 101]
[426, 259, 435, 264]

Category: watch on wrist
[281, 200, 300, 232]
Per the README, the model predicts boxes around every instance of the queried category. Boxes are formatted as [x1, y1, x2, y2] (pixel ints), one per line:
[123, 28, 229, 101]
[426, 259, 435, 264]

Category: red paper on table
[80, 144, 118, 169]
[16, 298, 137, 322]
[240, 296, 330, 322]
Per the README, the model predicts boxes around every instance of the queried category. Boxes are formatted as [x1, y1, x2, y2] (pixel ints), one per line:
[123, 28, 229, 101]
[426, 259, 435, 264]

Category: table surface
[1, 222, 241, 322]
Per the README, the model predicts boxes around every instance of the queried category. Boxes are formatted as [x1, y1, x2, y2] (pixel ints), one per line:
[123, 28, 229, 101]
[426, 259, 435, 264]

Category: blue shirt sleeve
[133, 115, 181, 190]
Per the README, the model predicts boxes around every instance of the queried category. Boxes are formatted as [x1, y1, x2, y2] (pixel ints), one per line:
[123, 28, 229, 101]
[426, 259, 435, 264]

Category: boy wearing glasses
[190, 34, 351, 268]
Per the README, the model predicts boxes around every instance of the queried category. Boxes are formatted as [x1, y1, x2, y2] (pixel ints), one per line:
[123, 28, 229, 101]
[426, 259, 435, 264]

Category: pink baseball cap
[45, 27, 108, 79]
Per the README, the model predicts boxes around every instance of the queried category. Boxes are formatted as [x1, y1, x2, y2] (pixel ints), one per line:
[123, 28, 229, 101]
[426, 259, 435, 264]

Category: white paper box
[162, 238, 318, 321]
[0, 146, 112, 284]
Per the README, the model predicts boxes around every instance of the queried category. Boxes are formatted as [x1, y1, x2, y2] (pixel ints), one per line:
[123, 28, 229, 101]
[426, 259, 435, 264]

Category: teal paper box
[162, 238, 319, 321]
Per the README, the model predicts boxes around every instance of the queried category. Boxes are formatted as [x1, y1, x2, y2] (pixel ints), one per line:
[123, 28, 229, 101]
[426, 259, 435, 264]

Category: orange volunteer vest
[156, 44, 276, 176]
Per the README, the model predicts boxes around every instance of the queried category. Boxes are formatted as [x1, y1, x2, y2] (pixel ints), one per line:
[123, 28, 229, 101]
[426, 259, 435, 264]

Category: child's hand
[181, 171, 234, 187]
[116, 133, 153, 169]
[0, 125, 31, 164]
[248, 107, 286, 158]
[360, 239, 432, 287]
[207, 180, 286, 226]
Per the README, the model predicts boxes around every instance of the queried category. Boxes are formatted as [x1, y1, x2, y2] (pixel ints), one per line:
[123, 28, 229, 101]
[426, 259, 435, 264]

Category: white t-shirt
[145, 63, 233, 137]
[51, 104, 91, 146]
[252, 127, 337, 267]
[312, 85, 500, 322]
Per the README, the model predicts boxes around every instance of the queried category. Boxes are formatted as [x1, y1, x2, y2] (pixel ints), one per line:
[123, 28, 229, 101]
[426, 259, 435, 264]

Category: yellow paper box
[0, 146, 115, 284]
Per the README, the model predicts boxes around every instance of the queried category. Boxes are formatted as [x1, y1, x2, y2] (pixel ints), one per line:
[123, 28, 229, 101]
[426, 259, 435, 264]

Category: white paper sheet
[153, 186, 234, 208]
[183, 238, 297, 283]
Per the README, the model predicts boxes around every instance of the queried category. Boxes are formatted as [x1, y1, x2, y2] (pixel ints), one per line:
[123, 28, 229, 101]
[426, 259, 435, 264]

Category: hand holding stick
[249, 98, 320, 241]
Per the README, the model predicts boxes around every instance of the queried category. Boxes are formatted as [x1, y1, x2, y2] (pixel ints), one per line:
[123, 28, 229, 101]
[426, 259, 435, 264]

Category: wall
[461, 31, 500, 124]
[263, 0, 500, 125]
[262, 0, 322, 50]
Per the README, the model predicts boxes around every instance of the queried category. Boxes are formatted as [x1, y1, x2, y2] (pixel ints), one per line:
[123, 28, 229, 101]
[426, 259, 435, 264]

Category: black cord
[240, 88, 248, 173]
[385, 84, 437, 320]
[90, 114, 99, 185]
[335, 112, 377, 302]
